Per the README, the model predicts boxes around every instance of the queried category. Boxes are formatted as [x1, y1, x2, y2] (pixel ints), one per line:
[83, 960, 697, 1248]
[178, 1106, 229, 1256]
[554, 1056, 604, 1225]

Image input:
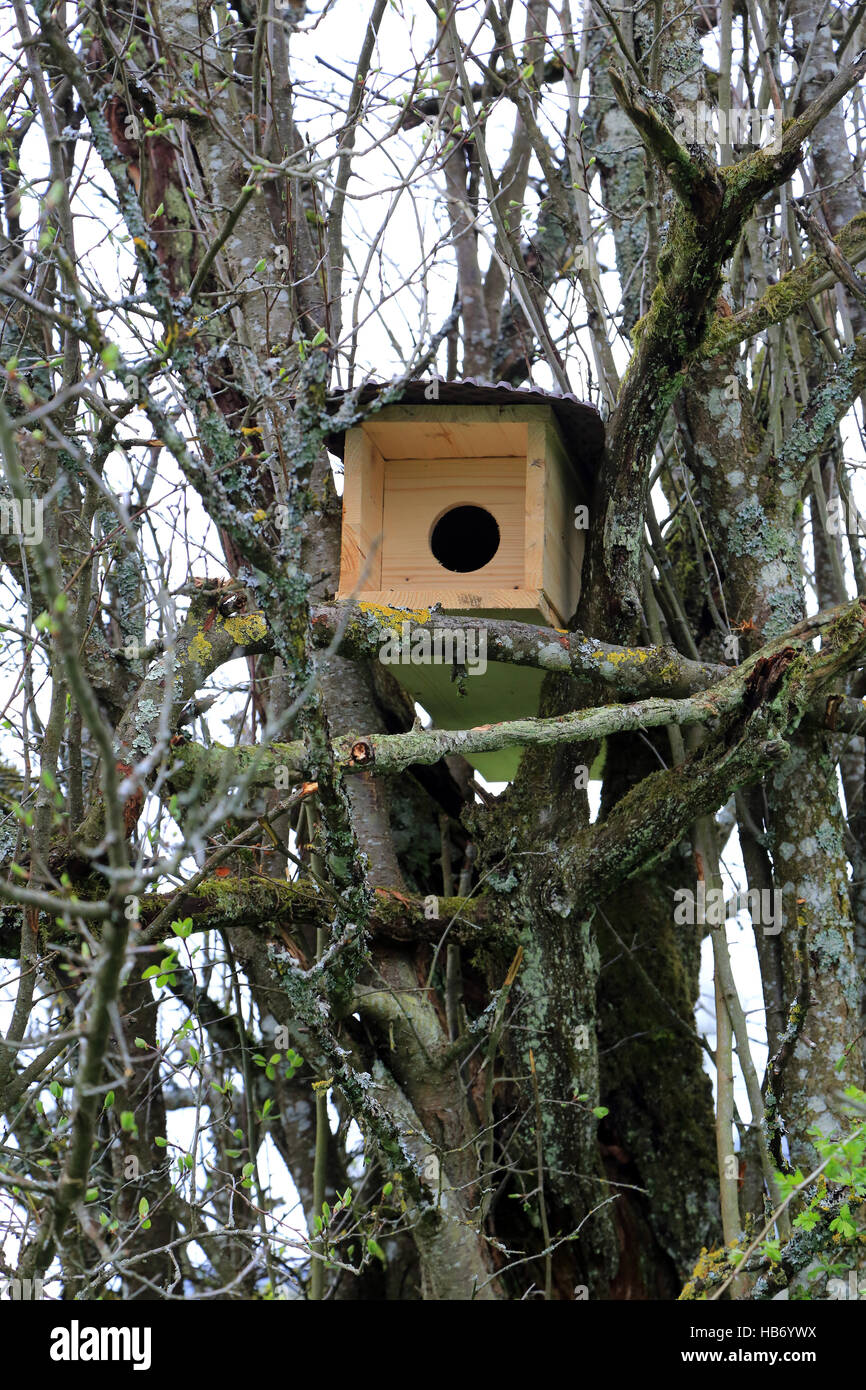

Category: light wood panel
[355, 589, 556, 624]
[541, 415, 584, 625]
[337, 427, 384, 595]
[380, 457, 526, 588]
[363, 405, 534, 460]
[524, 418, 546, 596]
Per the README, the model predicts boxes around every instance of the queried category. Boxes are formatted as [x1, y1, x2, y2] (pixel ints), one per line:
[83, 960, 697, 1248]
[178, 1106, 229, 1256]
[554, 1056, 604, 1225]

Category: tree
[1, 0, 866, 1303]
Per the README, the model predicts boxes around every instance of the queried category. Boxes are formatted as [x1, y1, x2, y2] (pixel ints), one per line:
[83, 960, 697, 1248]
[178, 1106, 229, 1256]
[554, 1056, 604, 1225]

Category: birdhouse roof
[324, 377, 605, 480]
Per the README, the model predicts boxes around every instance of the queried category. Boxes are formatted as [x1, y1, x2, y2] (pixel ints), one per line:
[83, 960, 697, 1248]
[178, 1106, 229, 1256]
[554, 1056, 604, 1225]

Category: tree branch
[165, 599, 866, 783]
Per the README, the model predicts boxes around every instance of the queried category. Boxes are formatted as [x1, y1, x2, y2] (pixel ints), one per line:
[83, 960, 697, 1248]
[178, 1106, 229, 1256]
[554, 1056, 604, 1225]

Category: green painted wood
[379, 607, 546, 781]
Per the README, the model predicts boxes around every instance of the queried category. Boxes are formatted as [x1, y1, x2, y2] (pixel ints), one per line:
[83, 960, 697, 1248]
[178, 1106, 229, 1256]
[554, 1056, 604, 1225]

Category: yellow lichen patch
[358, 601, 431, 625]
[678, 1243, 739, 1299]
[223, 612, 268, 645]
[187, 631, 214, 668]
[596, 647, 650, 665]
[658, 661, 682, 683]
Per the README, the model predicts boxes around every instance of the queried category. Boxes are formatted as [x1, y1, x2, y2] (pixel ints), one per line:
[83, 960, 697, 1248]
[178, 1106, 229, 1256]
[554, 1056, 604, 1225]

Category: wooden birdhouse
[329, 381, 604, 779]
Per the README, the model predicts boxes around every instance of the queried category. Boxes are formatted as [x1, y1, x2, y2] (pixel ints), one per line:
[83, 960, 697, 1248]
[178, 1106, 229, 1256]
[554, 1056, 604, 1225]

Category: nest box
[329, 381, 604, 779]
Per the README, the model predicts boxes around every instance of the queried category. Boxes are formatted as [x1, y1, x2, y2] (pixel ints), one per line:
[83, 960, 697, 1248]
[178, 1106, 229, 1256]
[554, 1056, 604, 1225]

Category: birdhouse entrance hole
[430, 505, 500, 573]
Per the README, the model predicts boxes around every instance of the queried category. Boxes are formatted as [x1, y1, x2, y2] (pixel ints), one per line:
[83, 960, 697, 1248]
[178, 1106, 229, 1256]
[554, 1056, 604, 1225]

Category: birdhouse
[329, 381, 604, 779]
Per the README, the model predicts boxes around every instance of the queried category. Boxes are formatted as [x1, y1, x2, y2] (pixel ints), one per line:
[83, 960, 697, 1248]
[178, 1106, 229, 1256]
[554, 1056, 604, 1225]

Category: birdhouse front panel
[379, 457, 526, 590]
[337, 403, 586, 627]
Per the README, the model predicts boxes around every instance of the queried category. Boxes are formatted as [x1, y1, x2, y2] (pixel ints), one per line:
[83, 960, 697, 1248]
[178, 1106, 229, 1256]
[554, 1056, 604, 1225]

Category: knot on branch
[349, 739, 374, 767]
